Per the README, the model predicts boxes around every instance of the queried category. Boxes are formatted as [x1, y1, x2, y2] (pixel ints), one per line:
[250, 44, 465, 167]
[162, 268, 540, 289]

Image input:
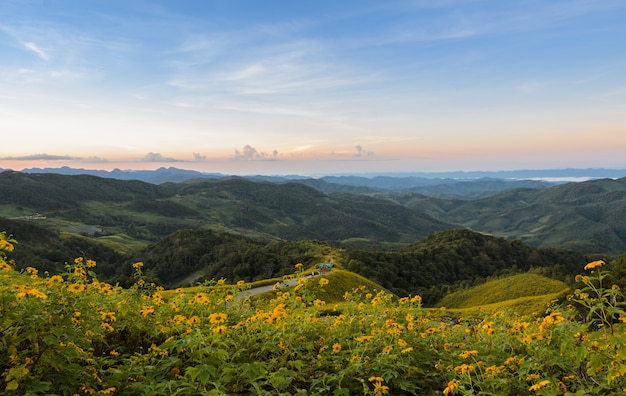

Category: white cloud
[233, 145, 278, 160]
[23, 41, 48, 61]
[140, 152, 181, 162]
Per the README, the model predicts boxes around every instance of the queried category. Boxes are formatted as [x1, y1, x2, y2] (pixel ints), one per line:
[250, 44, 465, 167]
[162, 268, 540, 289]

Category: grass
[436, 273, 570, 316]
[440, 289, 570, 318]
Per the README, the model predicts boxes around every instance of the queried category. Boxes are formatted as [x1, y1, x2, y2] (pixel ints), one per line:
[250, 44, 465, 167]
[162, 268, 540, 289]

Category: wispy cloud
[22, 41, 48, 61]
[0, 153, 78, 161]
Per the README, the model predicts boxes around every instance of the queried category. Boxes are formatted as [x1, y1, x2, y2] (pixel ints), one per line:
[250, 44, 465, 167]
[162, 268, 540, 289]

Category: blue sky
[1, 0, 625, 175]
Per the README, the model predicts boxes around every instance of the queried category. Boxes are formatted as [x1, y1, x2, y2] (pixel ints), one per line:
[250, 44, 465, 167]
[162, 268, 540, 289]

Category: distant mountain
[19, 165, 626, 197]
[0, 171, 450, 244]
[391, 177, 626, 254]
[3, 169, 626, 255]
[21, 166, 225, 184]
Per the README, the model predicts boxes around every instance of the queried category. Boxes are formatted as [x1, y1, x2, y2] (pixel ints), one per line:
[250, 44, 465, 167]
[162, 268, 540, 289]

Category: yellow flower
[109, 350, 119, 356]
[373, 382, 390, 395]
[295, 263, 303, 268]
[140, 305, 155, 316]
[86, 259, 97, 268]
[319, 278, 329, 286]
[529, 380, 550, 391]
[459, 350, 479, 359]
[401, 347, 413, 353]
[0, 238, 15, 252]
[381, 345, 393, 354]
[332, 343, 342, 353]
[454, 364, 474, 375]
[213, 325, 228, 334]
[209, 312, 228, 324]
[369, 377, 389, 395]
[26, 266, 38, 276]
[100, 311, 117, 322]
[49, 275, 64, 282]
[16, 286, 48, 300]
[74, 257, 84, 264]
[132, 262, 144, 269]
[68, 283, 86, 293]
[397, 339, 408, 347]
[237, 280, 245, 286]
[584, 260, 605, 271]
[443, 380, 459, 395]
[99, 387, 116, 394]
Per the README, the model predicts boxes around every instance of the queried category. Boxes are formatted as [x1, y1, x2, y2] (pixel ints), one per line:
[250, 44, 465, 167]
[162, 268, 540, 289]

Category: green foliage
[570, 260, 626, 333]
[2, 236, 626, 395]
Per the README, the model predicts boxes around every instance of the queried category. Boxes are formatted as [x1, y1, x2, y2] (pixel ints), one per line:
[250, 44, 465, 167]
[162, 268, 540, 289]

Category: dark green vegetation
[1, 170, 623, 304]
[342, 229, 594, 304]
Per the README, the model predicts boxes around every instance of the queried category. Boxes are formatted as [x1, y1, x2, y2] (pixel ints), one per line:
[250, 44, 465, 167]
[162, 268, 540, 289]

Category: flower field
[1, 231, 626, 395]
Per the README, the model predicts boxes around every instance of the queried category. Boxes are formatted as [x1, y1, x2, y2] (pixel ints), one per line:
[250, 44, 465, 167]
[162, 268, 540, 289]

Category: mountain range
[1, 167, 624, 299]
[8, 166, 626, 195]
[1, 168, 625, 255]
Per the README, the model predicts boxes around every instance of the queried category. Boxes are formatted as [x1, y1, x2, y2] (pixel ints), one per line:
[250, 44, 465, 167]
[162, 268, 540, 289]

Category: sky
[1, 0, 625, 176]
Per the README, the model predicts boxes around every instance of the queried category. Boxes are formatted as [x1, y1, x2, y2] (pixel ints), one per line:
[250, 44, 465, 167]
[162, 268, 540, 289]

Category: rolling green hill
[3, 170, 626, 254]
[0, 171, 449, 246]
[436, 273, 569, 315]
[390, 177, 626, 254]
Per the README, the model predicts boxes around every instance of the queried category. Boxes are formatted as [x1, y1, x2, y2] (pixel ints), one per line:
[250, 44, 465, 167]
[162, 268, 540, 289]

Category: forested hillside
[0, 171, 449, 244]
[3, 171, 626, 253]
[387, 177, 626, 254]
[342, 229, 594, 303]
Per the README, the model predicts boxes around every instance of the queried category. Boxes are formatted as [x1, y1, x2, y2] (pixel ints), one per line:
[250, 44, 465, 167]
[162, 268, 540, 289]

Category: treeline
[138, 229, 330, 286]
[0, 219, 129, 276]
